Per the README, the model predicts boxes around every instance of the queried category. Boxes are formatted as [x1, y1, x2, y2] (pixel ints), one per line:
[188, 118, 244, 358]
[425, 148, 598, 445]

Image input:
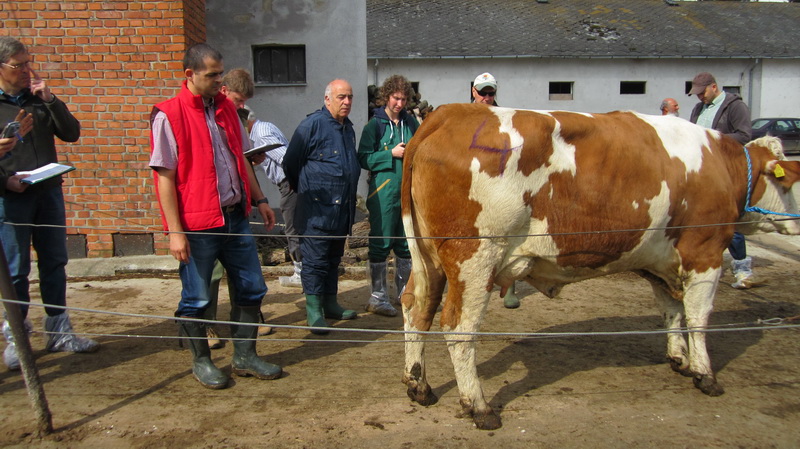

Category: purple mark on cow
[469, 119, 523, 175]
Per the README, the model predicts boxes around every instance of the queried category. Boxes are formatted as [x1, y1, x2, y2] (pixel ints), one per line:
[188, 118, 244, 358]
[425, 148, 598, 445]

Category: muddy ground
[1, 233, 799, 448]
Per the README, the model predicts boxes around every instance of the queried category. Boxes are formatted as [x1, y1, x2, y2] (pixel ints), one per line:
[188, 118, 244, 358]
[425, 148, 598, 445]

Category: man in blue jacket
[283, 79, 361, 334]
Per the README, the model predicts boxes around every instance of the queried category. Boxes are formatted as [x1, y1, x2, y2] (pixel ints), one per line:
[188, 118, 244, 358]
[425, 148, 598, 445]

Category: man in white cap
[470, 72, 521, 309]
[472, 72, 498, 105]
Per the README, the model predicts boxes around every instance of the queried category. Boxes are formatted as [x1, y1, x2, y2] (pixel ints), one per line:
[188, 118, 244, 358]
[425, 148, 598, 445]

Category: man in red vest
[149, 43, 281, 389]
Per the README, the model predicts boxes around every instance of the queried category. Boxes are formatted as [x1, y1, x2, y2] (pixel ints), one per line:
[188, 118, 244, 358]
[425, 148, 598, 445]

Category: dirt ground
[1, 234, 799, 448]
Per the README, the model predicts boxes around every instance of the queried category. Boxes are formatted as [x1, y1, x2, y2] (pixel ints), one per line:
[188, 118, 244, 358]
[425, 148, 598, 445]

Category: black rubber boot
[305, 294, 330, 335]
[179, 320, 229, 390]
[230, 306, 282, 380]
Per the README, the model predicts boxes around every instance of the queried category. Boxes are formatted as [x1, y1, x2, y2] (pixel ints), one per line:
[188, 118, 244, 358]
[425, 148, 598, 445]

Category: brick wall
[0, 0, 206, 257]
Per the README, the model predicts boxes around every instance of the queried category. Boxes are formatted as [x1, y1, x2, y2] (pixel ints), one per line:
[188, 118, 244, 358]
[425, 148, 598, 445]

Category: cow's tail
[401, 123, 442, 308]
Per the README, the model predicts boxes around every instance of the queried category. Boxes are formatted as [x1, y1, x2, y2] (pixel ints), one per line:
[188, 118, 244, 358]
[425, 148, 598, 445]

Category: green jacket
[357, 107, 418, 201]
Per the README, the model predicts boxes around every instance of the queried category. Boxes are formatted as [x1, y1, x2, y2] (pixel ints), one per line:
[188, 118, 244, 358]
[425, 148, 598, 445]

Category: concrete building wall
[758, 59, 800, 118]
[207, 0, 369, 207]
[371, 57, 798, 119]
[206, 1, 368, 141]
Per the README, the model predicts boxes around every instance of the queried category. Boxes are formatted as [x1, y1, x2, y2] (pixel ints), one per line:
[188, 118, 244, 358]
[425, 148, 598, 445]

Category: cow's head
[741, 136, 800, 235]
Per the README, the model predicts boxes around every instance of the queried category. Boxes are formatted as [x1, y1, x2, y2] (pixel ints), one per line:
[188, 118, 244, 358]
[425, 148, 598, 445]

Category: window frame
[549, 81, 574, 101]
[252, 44, 307, 86]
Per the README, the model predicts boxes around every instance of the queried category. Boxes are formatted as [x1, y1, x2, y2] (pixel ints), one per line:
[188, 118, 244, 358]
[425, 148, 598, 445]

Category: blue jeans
[0, 186, 68, 318]
[176, 208, 267, 318]
[728, 232, 747, 261]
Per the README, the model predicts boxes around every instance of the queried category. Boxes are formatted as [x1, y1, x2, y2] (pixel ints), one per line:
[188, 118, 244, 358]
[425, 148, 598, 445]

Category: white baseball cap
[473, 72, 497, 91]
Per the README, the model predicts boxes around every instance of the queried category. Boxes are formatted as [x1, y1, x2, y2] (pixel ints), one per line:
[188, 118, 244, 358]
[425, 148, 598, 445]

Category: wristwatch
[254, 197, 269, 206]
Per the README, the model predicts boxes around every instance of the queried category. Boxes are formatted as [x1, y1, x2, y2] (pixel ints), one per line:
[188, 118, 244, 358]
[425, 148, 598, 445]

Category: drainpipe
[747, 58, 760, 113]
[373, 59, 379, 86]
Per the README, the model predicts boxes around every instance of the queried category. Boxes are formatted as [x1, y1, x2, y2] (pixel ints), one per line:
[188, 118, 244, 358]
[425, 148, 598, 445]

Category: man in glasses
[470, 72, 520, 308]
[471, 72, 498, 106]
[0, 36, 99, 370]
[150, 44, 282, 389]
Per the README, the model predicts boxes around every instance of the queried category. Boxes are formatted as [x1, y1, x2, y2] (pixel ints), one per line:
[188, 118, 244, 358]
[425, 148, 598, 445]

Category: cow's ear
[766, 160, 800, 188]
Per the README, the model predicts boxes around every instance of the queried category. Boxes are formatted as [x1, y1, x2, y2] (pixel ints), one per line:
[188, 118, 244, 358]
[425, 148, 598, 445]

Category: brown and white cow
[400, 103, 800, 430]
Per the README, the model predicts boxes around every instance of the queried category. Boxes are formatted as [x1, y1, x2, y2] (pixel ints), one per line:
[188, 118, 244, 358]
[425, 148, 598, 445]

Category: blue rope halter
[742, 146, 800, 218]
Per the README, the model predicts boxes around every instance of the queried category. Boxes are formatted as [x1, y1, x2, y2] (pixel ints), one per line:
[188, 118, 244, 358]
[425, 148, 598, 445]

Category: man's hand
[249, 153, 266, 165]
[257, 202, 276, 232]
[0, 110, 32, 156]
[168, 232, 191, 263]
[4, 174, 29, 193]
[29, 69, 53, 102]
[0, 137, 17, 156]
[15, 109, 33, 138]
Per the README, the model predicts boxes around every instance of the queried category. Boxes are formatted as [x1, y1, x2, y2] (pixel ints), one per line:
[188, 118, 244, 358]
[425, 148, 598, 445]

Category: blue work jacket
[283, 106, 361, 236]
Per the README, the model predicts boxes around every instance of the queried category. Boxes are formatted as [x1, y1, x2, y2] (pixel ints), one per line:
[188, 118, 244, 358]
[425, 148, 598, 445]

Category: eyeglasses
[477, 90, 496, 97]
[1, 61, 31, 70]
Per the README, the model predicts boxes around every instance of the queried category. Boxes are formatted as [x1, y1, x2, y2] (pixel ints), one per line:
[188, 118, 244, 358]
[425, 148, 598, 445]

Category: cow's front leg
[684, 268, 725, 396]
[402, 273, 443, 406]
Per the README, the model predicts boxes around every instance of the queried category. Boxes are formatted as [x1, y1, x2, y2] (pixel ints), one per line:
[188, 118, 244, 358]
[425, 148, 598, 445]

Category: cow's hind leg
[402, 271, 445, 406]
[649, 282, 692, 376]
[683, 268, 725, 396]
[442, 274, 501, 430]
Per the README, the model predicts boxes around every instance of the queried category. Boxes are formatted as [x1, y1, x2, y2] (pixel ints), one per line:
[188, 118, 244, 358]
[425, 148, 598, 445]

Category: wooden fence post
[0, 240, 53, 436]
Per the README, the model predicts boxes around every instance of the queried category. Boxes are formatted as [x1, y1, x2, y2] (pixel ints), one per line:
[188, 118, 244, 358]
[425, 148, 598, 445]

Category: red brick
[4, 0, 206, 257]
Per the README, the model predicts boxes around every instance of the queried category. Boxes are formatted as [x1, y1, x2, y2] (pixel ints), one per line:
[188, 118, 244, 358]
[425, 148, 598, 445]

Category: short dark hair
[0, 37, 27, 64]
[183, 43, 222, 71]
[222, 68, 254, 99]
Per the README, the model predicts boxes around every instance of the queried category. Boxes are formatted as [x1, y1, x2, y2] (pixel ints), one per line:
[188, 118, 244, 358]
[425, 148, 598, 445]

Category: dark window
[620, 81, 646, 95]
[252, 45, 306, 85]
[549, 81, 573, 100]
[685, 81, 693, 95]
[722, 86, 740, 95]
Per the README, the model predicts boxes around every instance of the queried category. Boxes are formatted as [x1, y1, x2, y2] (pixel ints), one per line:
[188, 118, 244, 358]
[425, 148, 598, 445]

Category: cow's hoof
[693, 374, 725, 396]
[668, 357, 692, 377]
[407, 383, 438, 406]
[473, 409, 502, 430]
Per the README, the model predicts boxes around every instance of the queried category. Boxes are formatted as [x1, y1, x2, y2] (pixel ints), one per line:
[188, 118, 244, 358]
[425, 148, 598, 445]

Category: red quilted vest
[151, 81, 252, 231]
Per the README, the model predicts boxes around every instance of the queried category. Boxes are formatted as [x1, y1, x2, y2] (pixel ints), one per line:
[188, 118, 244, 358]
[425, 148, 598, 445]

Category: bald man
[283, 80, 361, 334]
[660, 98, 679, 116]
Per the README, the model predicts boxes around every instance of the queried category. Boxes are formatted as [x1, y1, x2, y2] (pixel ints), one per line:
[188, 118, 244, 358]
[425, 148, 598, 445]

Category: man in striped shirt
[248, 115, 302, 287]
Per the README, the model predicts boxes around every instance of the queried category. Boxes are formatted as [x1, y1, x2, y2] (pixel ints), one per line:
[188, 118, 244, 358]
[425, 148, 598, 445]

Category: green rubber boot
[503, 283, 520, 309]
[179, 320, 229, 390]
[305, 294, 329, 335]
[230, 306, 282, 380]
[323, 294, 357, 320]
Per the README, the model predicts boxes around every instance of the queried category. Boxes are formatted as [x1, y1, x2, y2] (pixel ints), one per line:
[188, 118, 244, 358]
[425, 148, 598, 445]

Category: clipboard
[17, 163, 76, 185]
[244, 143, 283, 157]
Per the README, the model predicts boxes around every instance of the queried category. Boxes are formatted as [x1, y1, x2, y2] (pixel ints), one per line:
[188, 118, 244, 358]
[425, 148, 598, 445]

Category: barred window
[252, 45, 306, 85]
